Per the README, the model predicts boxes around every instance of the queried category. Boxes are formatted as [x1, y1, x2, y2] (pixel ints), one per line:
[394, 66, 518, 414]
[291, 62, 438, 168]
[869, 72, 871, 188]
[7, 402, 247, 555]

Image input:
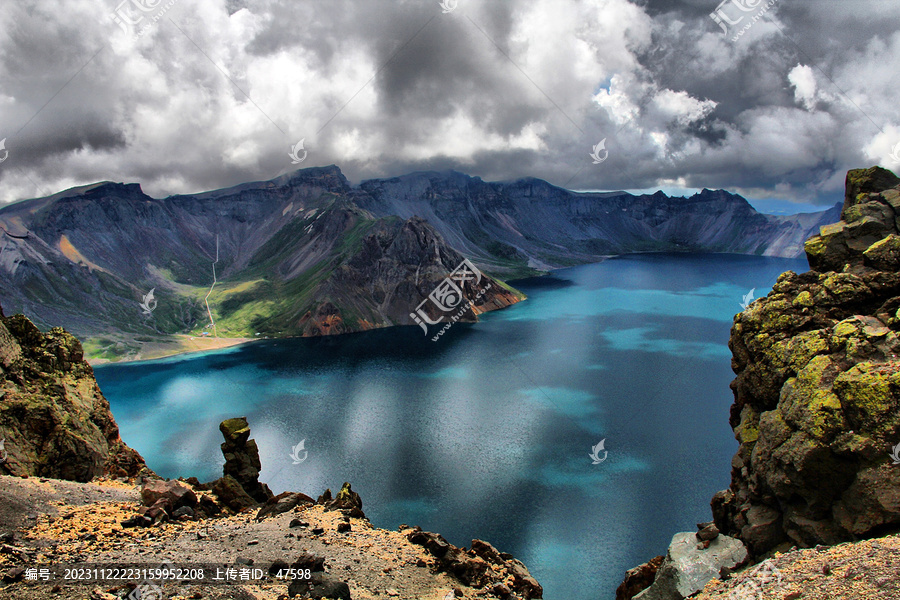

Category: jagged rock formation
[0, 472, 543, 600]
[712, 167, 900, 556]
[216, 416, 273, 504]
[0, 303, 148, 481]
[406, 528, 543, 599]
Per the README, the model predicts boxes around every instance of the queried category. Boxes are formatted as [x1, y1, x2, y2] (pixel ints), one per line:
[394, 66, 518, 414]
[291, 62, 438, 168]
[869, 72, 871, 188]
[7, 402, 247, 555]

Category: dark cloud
[0, 0, 897, 207]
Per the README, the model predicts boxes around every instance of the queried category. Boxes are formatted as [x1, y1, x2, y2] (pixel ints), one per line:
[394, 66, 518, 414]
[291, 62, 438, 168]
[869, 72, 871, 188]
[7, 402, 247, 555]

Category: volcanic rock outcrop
[406, 528, 543, 599]
[216, 416, 273, 505]
[712, 166, 900, 555]
[0, 302, 148, 481]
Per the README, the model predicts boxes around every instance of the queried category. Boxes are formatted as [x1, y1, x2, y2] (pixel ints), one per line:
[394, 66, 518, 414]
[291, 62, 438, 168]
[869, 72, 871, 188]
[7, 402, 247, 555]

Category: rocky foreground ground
[694, 534, 900, 599]
[0, 475, 540, 600]
[617, 522, 900, 600]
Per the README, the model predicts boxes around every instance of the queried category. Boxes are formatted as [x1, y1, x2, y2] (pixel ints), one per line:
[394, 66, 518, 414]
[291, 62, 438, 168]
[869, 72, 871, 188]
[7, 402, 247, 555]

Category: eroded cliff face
[296, 215, 523, 338]
[0, 303, 149, 481]
[712, 167, 900, 557]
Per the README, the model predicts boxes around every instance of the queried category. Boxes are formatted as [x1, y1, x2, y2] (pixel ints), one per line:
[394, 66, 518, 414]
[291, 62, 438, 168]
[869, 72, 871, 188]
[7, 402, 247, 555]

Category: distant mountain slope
[356, 171, 841, 275]
[0, 165, 837, 360]
[0, 166, 521, 359]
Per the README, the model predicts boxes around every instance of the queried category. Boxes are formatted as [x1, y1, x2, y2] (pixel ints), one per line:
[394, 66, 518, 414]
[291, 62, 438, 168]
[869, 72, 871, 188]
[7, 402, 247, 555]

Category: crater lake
[94, 253, 808, 600]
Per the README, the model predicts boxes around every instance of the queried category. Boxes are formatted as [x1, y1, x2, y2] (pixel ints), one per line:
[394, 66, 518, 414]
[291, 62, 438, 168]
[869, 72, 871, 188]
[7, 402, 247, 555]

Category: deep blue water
[94, 253, 808, 600]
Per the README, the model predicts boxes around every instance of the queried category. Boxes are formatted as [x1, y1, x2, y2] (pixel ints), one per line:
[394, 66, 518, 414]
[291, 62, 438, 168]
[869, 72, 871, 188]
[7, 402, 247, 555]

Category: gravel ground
[695, 535, 900, 600]
[0, 475, 492, 600]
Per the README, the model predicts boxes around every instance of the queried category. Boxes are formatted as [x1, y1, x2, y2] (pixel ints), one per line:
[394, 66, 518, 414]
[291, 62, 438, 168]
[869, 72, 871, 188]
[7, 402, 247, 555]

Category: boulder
[407, 529, 452, 558]
[140, 498, 171, 523]
[634, 532, 748, 600]
[140, 480, 198, 510]
[291, 553, 326, 572]
[504, 556, 543, 599]
[326, 482, 365, 518]
[615, 555, 664, 600]
[210, 475, 258, 513]
[288, 573, 351, 599]
[696, 523, 719, 542]
[172, 506, 194, 520]
[197, 494, 222, 517]
[256, 491, 316, 520]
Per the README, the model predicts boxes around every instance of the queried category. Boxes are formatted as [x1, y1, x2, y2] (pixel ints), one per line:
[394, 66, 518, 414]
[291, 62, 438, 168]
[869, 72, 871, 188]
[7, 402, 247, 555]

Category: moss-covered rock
[713, 167, 900, 557]
[0, 303, 150, 481]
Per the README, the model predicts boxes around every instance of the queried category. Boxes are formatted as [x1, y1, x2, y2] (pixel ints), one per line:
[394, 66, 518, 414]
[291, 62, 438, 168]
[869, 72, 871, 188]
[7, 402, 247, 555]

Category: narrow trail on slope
[204, 234, 219, 338]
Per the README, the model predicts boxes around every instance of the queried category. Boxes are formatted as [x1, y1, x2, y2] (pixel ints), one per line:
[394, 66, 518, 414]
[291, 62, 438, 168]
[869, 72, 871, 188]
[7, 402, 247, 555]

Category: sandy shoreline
[87, 334, 257, 366]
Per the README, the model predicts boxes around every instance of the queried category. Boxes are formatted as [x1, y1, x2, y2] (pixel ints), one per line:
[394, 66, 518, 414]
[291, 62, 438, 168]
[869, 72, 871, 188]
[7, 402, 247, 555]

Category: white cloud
[788, 64, 818, 110]
[0, 0, 897, 207]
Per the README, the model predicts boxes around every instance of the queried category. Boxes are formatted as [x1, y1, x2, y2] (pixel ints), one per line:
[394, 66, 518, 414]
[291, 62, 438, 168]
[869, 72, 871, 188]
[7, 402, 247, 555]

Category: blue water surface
[95, 253, 808, 600]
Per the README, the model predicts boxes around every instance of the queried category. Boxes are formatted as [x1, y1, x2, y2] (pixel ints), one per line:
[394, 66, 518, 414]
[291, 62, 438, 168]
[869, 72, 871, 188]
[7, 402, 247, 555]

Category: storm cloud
[0, 0, 898, 207]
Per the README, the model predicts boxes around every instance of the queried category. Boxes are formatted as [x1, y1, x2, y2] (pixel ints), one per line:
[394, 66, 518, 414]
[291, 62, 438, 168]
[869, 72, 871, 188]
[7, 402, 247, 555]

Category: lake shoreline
[86, 333, 256, 366]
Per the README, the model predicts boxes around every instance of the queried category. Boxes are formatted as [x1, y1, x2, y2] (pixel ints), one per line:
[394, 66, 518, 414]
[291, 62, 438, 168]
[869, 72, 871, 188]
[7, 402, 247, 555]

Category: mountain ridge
[0, 165, 838, 361]
[354, 169, 840, 273]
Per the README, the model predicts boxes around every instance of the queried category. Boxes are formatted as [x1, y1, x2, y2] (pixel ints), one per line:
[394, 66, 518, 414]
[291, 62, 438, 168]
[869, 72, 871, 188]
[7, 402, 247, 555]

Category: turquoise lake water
[94, 253, 809, 600]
